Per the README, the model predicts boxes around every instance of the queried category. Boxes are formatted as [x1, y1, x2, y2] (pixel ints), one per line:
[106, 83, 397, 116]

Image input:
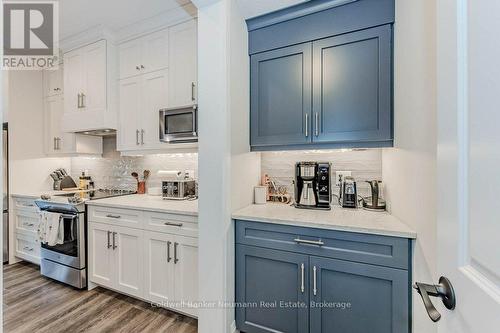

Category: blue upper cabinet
[248, 0, 395, 151]
[251, 43, 312, 147]
[312, 25, 392, 143]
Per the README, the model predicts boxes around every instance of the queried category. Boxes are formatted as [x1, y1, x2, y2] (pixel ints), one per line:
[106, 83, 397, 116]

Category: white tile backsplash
[261, 149, 383, 199]
[71, 137, 198, 191]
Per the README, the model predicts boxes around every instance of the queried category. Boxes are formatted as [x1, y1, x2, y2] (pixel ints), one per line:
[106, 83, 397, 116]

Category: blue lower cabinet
[235, 221, 411, 333]
[309, 256, 409, 333]
[236, 245, 310, 333]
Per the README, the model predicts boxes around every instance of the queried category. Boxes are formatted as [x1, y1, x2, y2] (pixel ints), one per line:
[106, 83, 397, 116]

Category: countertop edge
[85, 200, 198, 217]
[232, 213, 417, 239]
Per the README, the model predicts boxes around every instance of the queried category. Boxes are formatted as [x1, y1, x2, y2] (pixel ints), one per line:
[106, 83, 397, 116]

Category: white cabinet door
[44, 67, 63, 97]
[88, 222, 114, 289]
[45, 96, 62, 155]
[119, 38, 142, 79]
[83, 40, 107, 113]
[63, 48, 84, 114]
[118, 76, 141, 150]
[169, 20, 197, 107]
[142, 29, 169, 74]
[140, 69, 168, 149]
[113, 225, 144, 298]
[173, 235, 198, 317]
[144, 231, 175, 305]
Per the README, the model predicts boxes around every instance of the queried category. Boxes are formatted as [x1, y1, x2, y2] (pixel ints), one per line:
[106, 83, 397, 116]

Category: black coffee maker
[294, 162, 332, 210]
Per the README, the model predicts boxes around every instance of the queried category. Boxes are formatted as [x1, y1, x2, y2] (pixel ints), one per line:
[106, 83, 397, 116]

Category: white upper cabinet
[43, 67, 102, 156]
[117, 69, 168, 152]
[62, 39, 118, 132]
[119, 28, 169, 79]
[43, 67, 63, 97]
[168, 20, 197, 107]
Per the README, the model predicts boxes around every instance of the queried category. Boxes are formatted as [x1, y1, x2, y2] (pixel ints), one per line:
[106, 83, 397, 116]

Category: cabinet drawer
[15, 233, 41, 264]
[13, 197, 38, 211]
[88, 206, 143, 229]
[235, 220, 409, 270]
[144, 212, 198, 237]
[15, 210, 40, 235]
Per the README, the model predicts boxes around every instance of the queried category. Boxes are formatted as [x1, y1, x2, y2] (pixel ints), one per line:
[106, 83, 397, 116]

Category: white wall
[382, 1, 437, 332]
[195, 0, 260, 331]
[7, 71, 71, 263]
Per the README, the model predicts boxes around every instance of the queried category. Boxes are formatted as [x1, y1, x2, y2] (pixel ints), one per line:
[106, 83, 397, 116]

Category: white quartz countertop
[11, 190, 71, 199]
[85, 194, 198, 216]
[232, 203, 416, 239]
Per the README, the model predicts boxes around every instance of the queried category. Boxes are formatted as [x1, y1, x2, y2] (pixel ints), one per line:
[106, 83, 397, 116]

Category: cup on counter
[254, 186, 267, 205]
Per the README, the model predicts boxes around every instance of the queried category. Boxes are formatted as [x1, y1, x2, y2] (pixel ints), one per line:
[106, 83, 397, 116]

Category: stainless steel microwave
[159, 105, 198, 143]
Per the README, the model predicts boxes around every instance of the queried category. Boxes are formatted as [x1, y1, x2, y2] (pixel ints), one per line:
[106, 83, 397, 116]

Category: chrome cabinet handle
[315, 113, 319, 137]
[53, 137, 57, 150]
[23, 246, 33, 252]
[77, 93, 81, 108]
[141, 129, 144, 145]
[26, 223, 34, 227]
[81, 93, 86, 108]
[107, 230, 112, 249]
[300, 263, 305, 293]
[136, 130, 140, 145]
[167, 241, 172, 263]
[163, 222, 183, 227]
[106, 214, 121, 219]
[112, 232, 117, 250]
[191, 82, 195, 101]
[174, 242, 179, 264]
[294, 238, 324, 247]
[313, 266, 317, 296]
[56, 138, 61, 150]
[305, 113, 309, 137]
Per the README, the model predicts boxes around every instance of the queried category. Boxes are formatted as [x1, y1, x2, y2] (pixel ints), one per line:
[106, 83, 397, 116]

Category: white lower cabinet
[88, 206, 198, 317]
[12, 196, 41, 265]
[88, 222, 144, 298]
[144, 231, 198, 317]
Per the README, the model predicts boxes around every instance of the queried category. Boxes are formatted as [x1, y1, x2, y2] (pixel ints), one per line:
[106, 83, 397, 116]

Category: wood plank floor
[3, 262, 198, 333]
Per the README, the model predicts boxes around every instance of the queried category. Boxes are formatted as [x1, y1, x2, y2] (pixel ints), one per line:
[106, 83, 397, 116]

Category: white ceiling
[235, 0, 309, 19]
[59, 0, 191, 40]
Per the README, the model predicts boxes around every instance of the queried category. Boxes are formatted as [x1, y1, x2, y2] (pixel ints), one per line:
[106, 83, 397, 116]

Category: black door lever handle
[413, 276, 456, 322]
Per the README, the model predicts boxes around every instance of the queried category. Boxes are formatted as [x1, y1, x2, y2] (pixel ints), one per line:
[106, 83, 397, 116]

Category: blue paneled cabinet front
[235, 220, 411, 333]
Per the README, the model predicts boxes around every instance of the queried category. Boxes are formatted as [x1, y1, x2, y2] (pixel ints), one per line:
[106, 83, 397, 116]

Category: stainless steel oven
[35, 201, 87, 289]
[159, 105, 198, 143]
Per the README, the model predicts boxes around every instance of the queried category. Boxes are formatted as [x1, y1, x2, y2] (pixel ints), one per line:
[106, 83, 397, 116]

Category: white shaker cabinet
[144, 231, 176, 305]
[168, 20, 198, 108]
[118, 69, 168, 151]
[44, 94, 102, 156]
[88, 222, 144, 299]
[43, 66, 63, 97]
[119, 29, 169, 79]
[173, 235, 198, 317]
[62, 39, 118, 132]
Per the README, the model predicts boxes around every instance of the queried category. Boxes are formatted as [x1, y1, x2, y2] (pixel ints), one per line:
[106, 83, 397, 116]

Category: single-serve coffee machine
[294, 162, 332, 210]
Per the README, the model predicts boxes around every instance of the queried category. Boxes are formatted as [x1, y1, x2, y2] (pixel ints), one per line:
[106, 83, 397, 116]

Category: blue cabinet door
[250, 43, 313, 147]
[309, 256, 408, 333]
[236, 245, 310, 333]
[312, 25, 392, 143]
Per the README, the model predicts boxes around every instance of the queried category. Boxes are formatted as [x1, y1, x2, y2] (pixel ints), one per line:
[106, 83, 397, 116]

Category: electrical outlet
[335, 171, 352, 186]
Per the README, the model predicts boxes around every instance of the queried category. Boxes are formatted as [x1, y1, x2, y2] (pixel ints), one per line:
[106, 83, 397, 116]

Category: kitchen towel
[39, 212, 64, 246]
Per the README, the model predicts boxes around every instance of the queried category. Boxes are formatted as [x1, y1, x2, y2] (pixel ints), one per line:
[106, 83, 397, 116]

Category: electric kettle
[363, 180, 386, 211]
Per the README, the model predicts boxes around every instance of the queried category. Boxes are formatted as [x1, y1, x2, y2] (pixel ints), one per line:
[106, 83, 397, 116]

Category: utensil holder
[137, 181, 146, 194]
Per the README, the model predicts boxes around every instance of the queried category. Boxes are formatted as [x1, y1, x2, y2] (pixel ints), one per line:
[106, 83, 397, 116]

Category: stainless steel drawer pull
[136, 130, 140, 145]
[313, 266, 317, 296]
[294, 238, 324, 246]
[305, 113, 309, 137]
[107, 231, 112, 249]
[141, 129, 145, 145]
[164, 222, 183, 227]
[191, 82, 195, 101]
[23, 246, 33, 252]
[167, 241, 172, 263]
[315, 113, 319, 137]
[174, 242, 179, 264]
[26, 223, 35, 227]
[106, 214, 121, 219]
[300, 263, 305, 293]
[112, 232, 117, 250]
